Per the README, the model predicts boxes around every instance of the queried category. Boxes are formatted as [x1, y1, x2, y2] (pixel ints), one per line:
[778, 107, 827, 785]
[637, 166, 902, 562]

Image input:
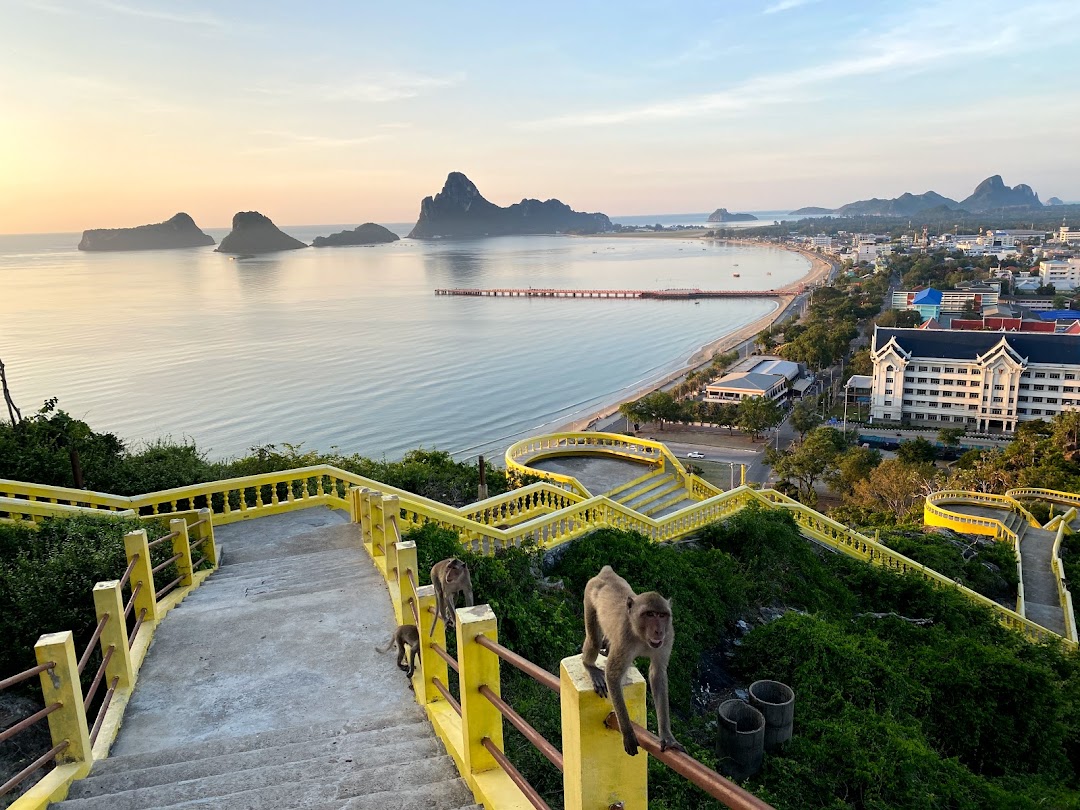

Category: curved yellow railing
[1050, 508, 1079, 643]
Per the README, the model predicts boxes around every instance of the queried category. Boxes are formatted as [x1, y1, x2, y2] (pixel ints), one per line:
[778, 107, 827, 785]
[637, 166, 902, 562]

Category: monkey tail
[375, 636, 395, 654]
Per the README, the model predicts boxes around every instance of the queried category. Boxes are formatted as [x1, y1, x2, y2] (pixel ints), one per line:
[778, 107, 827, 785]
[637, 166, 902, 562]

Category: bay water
[0, 221, 808, 462]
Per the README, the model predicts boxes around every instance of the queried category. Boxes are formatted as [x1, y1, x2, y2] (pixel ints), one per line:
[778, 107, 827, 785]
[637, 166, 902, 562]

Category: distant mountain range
[790, 175, 1045, 217]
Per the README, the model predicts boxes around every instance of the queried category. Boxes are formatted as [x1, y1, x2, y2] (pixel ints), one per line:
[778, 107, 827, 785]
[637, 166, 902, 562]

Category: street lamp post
[724, 461, 736, 490]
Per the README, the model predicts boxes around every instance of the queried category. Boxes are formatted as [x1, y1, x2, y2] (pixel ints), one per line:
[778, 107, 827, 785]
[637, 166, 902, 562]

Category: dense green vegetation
[0, 400, 513, 506]
[407, 506, 1080, 810]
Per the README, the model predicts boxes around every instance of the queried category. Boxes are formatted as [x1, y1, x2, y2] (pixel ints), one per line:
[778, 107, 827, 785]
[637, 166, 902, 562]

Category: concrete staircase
[53, 508, 478, 810]
[612, 468, 698, 518]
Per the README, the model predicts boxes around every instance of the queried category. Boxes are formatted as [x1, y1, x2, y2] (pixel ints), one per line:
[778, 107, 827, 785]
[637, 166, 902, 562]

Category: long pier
[433, 286, 803, 299]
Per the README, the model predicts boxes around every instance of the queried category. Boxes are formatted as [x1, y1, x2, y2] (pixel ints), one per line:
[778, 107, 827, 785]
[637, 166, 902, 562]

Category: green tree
[755, 328, 776, 353]
[827, 445, 883, 495]
[790, 399, 822, 440]
[766, 426, 849, 503]
[898, 437, 938, 466]
[736, 396, 783, 441]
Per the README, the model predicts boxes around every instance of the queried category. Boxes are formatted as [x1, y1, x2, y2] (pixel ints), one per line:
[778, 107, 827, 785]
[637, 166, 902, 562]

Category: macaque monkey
[429, 557, 475, 636]
[376, 624, 421, 681]
[582, 565, 683, 756]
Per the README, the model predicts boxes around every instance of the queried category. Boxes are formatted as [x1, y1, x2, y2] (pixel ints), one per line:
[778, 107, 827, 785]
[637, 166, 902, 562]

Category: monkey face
[629, 593, 672, 650]
[446, 559, 466, 583]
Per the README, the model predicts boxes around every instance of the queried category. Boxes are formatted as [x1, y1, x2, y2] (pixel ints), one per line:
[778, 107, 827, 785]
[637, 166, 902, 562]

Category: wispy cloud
[95, 1, 224, 27]
[518, 9, 1031, 129]
[248, 130, 388, 152]
[253, 72, 464, 104]
[763, 0, 819, 14]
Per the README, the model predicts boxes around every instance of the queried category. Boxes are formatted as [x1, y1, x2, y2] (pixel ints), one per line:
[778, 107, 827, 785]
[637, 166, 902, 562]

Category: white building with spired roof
[869, 327, 1080, 433]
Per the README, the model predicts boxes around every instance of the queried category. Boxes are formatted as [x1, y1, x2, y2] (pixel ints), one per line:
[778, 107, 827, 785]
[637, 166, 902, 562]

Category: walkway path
[946, 504, 1066, 636]
[54, 509, 478, 810]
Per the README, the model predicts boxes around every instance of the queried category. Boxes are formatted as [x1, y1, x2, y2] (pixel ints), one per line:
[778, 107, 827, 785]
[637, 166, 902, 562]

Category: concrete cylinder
[717, 699, 765, 780]
[749, 680, 794, 751]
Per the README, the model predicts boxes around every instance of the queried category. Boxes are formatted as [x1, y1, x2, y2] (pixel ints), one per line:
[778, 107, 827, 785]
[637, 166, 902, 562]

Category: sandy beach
[555, 235, 835, 432]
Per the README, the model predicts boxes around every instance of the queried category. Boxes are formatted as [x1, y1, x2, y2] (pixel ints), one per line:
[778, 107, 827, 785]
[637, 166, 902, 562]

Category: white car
[686, 451, 706, 459]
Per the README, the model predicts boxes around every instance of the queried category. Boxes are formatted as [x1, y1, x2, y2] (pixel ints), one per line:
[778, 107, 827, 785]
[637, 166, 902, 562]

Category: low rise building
[1039, 258, 1080, 291]
[869, 326, 1080, 433]
[704, 356, 803, 404]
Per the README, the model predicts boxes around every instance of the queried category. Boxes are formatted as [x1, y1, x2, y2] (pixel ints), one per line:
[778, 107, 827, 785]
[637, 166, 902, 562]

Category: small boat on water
[733, 272, 741, 277]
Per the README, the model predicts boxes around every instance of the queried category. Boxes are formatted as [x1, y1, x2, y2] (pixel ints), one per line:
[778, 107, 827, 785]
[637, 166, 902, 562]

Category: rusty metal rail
[78, 614, 109, 675]
[83, 646, 115, 711]
[432, 676, 461, 715]
[604, 713, 775, 810]
[118, 555, 139, 588]
[474, 634, 559, 693]
[0, 703, 60, 745]
[124, 583, 142, 619]
[479, 685, 562, 771]
[89, 676, 120, 746]
[481, 736, 552, 810]
[0, 662, 54, 691]
[0, 740, 69, 798]
[151, 552, 182, 575]
[147, 529, 179, 549]
[155, 577, 182, 601]
[431, 643, 460, 674]
[129, 607, 148, 648]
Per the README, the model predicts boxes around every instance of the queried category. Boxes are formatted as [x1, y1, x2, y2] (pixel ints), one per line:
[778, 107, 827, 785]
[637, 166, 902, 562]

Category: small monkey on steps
[582, 565, 683, 756]
[375, 624, 421, 682]
[429, 558, 474, 636]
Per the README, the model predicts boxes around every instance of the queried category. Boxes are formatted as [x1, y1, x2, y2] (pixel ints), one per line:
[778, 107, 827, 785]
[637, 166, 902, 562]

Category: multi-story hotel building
[869, 327, 1080, 433]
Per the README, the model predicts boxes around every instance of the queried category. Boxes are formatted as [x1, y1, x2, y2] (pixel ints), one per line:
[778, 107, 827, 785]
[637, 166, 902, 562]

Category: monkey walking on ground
[429, 558, 474, 636]
[582, 565, 684, 756]
[375, 624, 421, 683]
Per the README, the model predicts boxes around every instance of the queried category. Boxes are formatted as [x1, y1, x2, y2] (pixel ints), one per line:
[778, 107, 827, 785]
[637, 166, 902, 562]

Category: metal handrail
[192, 555, 207, 569]
[604, 713, 774, 810]
[83, 645, 115, 711]
[431, 676, 461, 715]
[0, 702, 60, 745]
[156, 577, 182, 601]
[0, 740, 69, 798]
[78, 614, 109, 675]
[124, 583, 142, 619]
[151, 553, 182, 575]
[431, 643, 460, 674]
[0, 662, 54, 692]
[129, 607, 148, 648]
[89, 676, 120, 746]
[409, 598, 420, 627]
[119, 555, 139, 589]
[147, 529, 179, 549]
[474, 634, 559, 693]
[481, 736, 552, 810]
[479, 684, 562, 771]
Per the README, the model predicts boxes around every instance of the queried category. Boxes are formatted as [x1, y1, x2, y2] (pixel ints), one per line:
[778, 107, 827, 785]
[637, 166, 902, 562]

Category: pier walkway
[434, 286, 801, 299]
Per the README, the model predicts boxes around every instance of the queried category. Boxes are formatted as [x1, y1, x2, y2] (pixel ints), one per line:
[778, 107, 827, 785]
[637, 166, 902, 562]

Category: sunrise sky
[3, 0, 1080, 233]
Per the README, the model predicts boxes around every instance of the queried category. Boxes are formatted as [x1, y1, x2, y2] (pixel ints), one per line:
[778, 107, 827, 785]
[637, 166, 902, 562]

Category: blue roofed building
[911, 288, 943, 322]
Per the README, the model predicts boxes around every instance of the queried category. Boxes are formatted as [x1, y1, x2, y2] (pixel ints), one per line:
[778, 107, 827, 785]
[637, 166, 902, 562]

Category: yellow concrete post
[370, 491, 387, 572]
[394, 539, 417, 631]
[560, 653, 647, 810]
[456, 604, 503, 777]
[92, 581, 133, 690]
[417, 584, 447, 707]
[347, 486, 361, 523]
[196, 508, 218, 568]
[358, 488, 374, 556]
[741, 464, 746, 486]
[383, 495, 402, 600]
[123, 530, 159, 623]
[169, 518, 194, 588]
[35, 631, 92, 766]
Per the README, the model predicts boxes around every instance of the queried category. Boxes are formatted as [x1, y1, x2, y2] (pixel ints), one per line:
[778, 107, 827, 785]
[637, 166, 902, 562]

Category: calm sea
[0, 217, 808, 462]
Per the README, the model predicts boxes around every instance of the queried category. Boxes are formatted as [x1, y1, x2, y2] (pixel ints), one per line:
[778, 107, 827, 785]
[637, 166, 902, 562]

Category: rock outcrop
[216, 212, 307, 254]
[1048, 197, 1065, 206]
[78, 213, 215, 251]
[960, 175, 1041, 211]
[312, 223, 400, 247]
[707, 208, 758, 223]
[408, 172, 612, 239]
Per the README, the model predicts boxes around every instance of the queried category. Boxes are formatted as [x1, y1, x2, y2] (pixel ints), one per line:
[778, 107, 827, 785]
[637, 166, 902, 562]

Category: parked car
[686, 451, 706, 459]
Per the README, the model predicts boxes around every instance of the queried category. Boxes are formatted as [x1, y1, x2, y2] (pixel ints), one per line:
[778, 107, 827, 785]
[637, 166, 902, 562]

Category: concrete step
[212, 548, 364, 579]
[649, 497, 700, 518]
[89, 707, 427, 777]
[625, 479, 682, 512]
[55, 751, 461, 810]
[73, 719, 435, 798]
[613, 473, 671, 505]
[642, 488, 694, 517]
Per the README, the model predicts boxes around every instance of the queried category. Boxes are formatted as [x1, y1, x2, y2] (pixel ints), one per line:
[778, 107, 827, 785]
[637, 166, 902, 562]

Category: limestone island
[408, 172, 612, 239]
[707, 208, 758, 223]
[216, 212, 307, 254]
[312, 223, 400, 247]
[78, 213, 215, 251]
